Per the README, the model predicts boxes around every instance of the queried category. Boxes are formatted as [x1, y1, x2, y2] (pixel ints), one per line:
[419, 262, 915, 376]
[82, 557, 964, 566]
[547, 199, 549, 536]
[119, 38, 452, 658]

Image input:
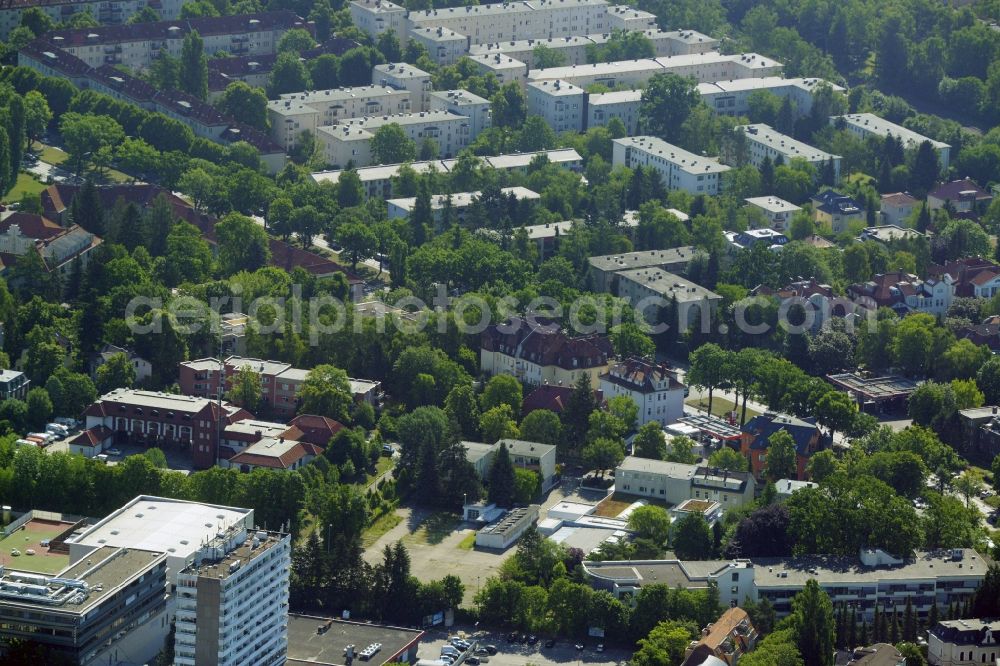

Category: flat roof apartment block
[0, 546, 169, 665]
[834, 113, 951, 170]
[527, 79, 586, 134]
[699, 77, 845, 117]
[738, 123, 841, 181]
[616, 267, 723, 330]
[268, 86, 413, 151]
[317, 110, 474, 167]
[613, 136, 730, 195]
[588, 246, 697, 293]
[174, 528, 291, 666]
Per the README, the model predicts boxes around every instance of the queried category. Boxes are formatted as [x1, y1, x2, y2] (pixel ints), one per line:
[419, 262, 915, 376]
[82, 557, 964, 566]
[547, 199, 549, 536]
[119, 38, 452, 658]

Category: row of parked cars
[15, 418, 79, 447]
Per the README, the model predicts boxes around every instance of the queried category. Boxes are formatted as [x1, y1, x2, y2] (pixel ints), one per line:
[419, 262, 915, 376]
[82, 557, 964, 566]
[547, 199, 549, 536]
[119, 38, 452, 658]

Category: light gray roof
[616, 456, 698, 479]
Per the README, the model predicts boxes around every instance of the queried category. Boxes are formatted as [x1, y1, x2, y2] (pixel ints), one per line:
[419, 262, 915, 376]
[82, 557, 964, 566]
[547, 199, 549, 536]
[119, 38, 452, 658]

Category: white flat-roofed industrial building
[613, 136, 730, 195]
[317, 110, 474, 167]
[174, 528, 290, 666]
[834, 113, 951, 170]
[475, 505, 540, 549]
[528, 52, 782, 89]
[373, 62, 432, 111]
[738, 123, 841, 181]
[698, 76, 845, 117]
[429, 89, 491, 136]
[68, 495, 254, 585]
[527, 79, 586, 133]
[311, 148, 582, 198]
[267, 85, 413, 150]
[387, 186, 540, 223]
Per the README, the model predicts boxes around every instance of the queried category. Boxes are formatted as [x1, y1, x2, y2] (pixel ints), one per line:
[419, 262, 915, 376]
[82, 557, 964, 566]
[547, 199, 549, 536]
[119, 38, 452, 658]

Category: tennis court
[0, 518, 74, 574]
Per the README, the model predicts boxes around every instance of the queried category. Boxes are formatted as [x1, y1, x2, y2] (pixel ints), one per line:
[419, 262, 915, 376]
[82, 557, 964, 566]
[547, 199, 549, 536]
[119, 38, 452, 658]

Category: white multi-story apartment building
[348, 0, 408, 42]
[604, 4, 657, 30]
[468, 53, 529, 88]
[745, 196, 802, 231]
[268, 85, 413, 150]
[311, 148, 583, 199]
[615, 266, 723, 330]
[929, 620, 1000, 666]
[613, 135, 731, 195]
[373, 62, 432, 110]
[469, 29, 719, 68]
[46, 11, 303, 71]
[529, 52, 782, 89]
[585, 548, 988, 620]
[317, 110, 473, 167]
[527, 79, 585, 133]
[386, 186, 540, 224]
[0, 0, 185, 40]
[698, 77, 845, 117]
[587, 89, 642, 133]
[173, 528, 290, 666]
[409, 25, 469, 64]
[599, 357, 685, 427]
[614, 457, 757, 507]
[404, 0, 611, 45]
[834, 113, 952, 170]
[737, 123, 842, 180]
[429, 89, 491, 136]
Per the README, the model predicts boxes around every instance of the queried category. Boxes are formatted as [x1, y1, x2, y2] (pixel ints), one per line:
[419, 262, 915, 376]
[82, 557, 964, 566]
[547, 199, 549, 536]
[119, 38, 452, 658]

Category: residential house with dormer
[599, 357, 686, 427]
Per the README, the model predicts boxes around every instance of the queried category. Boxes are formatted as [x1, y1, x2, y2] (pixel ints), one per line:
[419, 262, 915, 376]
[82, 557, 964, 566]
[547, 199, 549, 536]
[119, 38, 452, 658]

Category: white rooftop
[589, 89, 642, 105]
[408, 0, 606, 21]
[617, 456, 698, 478]
[469, 53, 527, 70]
[72, 496, 253, 560]
[429, 89, 490, 106]
[388, 186, 540, 211]
[373, 62, 431, 79]
[528, 79, 584, 96]
[836, 113, 951, 150]
[745, 196, 801, 214]
[739, 123, 840, 163]
[615, 135, 731, 175]
[697, 76, 845, 95]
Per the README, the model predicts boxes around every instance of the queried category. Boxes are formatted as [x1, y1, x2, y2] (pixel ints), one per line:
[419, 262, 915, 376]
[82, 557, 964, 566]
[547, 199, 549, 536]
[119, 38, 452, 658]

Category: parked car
[46, 423, 69, 437]
[466, 658, 480, 665]
[527, 636, 537, 645]
[54, 417, 78, 429]
[106, 448, 123, 457]
[483, 645, 497, 655]
[451, 641, 470, 650]
[596, 644, 605, 653]
[544, 640, 555, 649]
[95, 454, 109, 463]
[507, 633, 517, 642]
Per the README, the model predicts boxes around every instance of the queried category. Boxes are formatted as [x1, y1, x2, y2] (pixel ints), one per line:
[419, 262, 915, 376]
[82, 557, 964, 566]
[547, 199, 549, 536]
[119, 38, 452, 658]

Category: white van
[95, 454, 109, 463]
[54, 417, 78, 429]
[46, 423, 69, 437]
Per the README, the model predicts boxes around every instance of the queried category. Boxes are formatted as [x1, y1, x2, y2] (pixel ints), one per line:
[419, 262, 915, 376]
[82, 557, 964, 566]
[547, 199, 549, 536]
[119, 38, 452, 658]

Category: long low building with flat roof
[738, 123, 841, 180]
[310, 148, 582, 199]
[528, 52, 782, 90]
[698, 77, 845, 117]
[588, 246, 697, 293]
[386, 186, 540, 225]
[287, 615, 424, 666]
[316, 110, 475, 168]
[834, 113, 951, 171]
[616, 267, 723, 331]
[584, 548, 991, 621]
[269, 86, 413, 151]
[613, 136, 730, 195]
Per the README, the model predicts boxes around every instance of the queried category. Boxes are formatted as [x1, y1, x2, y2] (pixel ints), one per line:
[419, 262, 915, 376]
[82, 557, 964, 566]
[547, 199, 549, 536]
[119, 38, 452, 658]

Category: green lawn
[3, 172, 45, 203]
[456, 532, 477, 550]
[365, 456, 395, 486]
[685, 396, 760, 423]
[402, 511, 460, 546]
[361, 511, 402, 549]
[0, 525, 70, 574]
[34, 144, 69, 166]
[985, 495, 1000, 510]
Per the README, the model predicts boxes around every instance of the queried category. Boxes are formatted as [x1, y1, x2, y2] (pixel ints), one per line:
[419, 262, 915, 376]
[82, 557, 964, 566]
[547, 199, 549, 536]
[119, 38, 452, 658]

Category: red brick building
[739, 412, 824, 481]
[82, 389, 252, 469]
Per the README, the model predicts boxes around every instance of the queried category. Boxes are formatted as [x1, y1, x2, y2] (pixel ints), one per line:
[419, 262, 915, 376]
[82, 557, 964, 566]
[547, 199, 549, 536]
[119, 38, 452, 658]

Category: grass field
[0, 521, 72, 574]
[35, 144, 69, 166]
[362, 511, 402, 549]
[684, 396, 760, 423]
[366, 456, 394, 486]
[2, 172, 45, 203]
[592, 495, 636, 518]
[456, 532, 476, 550]
[402, 511, 460, 546]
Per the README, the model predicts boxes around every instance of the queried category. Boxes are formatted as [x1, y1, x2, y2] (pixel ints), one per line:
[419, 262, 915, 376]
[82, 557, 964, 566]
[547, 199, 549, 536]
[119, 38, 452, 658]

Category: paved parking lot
[419, 629, 629, 666]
